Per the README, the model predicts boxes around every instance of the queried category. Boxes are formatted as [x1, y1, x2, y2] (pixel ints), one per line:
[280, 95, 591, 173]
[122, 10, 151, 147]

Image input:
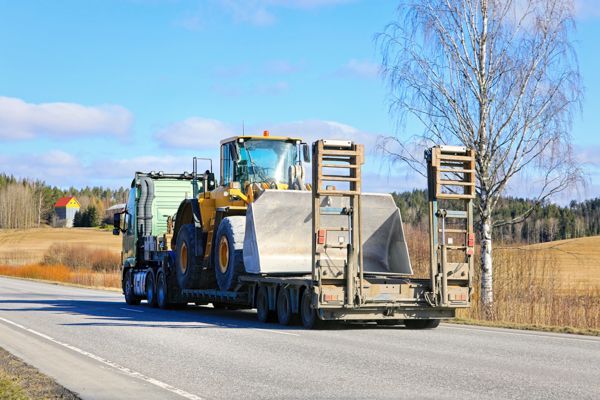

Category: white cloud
[337, 59, 380, 79]
[0, 96, 133, 140]
[155, 117, 236, 148]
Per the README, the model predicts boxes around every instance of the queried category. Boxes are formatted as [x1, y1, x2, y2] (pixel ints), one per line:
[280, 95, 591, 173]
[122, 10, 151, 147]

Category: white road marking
[121, 307, 144, 313]
[443, 324, 600, 343]
[252, 328, 300, 336]
[0, 316, 204, 400]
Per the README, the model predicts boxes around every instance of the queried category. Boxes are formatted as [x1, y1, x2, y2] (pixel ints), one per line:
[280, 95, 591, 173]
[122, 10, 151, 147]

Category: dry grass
[42, 243, 120, 272]
[0, 227, 121, 265]
[0, 264, 121, 289]
[405, 228, 600, 331]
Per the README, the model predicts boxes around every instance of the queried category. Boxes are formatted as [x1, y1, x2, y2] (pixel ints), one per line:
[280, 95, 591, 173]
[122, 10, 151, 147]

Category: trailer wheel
[256, 285, 275, 323]
[214, 216, 245, 291]
[123, 269, 140, 305]
[175, 224, 203, 289]
[277, 287, 294, 325]
[404, 319, 440, 329]
[157, 270, 170, 309]
[146, 271, 158, 308]
[300, 288, 322, 329]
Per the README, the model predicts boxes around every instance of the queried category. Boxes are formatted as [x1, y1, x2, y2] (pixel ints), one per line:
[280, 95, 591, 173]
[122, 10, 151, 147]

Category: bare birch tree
[377, 0, 582, 308]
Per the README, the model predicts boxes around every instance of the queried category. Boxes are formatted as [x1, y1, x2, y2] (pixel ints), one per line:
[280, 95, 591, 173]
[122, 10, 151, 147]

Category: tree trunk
[480, 206, 494, 315]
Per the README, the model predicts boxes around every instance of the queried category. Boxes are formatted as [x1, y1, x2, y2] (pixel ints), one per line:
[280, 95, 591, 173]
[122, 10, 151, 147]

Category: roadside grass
[0, 372, 28, 400]
[0, 347, 79, 400]
[0, 264, 121, 289]
[404, 229, 600, 332]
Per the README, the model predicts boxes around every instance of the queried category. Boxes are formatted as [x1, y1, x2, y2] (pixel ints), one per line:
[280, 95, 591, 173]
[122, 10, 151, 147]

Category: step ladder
[312, 139, 364, 307]
[425, 145, 476, 307]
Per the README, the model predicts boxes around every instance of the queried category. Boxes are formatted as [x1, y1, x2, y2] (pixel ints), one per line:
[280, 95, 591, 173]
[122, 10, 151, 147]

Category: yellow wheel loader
[114, 134, 475, 329]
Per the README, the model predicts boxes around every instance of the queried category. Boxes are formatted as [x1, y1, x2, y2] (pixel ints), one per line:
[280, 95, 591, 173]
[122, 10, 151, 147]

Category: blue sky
[1, 0, 599, 200]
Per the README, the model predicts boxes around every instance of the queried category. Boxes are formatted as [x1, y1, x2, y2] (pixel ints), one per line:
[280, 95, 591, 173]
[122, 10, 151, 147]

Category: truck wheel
[123, 269, 141, 305]
[277, 287, 294, 326]
[300, 288, 322, 329]
[176, 224, 203, 289]
[146, 271, 158, 308]
[157, 270, 170, 309]
[214, 216, 245, 291]
[256, 285, 275, 323]
[404, 319, 440, 329]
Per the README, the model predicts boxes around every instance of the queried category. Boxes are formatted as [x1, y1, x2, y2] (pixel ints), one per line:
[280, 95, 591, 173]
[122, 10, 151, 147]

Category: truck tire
[256, 285, 276, 323]
[300, 288, 322, 329]
[123, 269, 141, 305]
[214, 216, 245, 291]
[146, 270, 158, 308]
[404, 319, 440, 329]
[277, 287, 294, 326]
[175, 224, 203, 289]
[157, 269, 170, 309]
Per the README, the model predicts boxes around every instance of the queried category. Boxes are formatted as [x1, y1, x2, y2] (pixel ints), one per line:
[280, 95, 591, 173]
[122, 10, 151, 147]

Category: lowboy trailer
[114, 137, 475, 328]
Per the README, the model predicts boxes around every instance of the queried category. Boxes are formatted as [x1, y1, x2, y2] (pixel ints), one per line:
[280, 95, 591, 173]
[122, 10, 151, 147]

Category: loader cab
[220, 134, 309, 189]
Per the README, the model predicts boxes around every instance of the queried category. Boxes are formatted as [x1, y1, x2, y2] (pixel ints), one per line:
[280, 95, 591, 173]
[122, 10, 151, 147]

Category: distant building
[54, 196, 81, 228]
[105, 203, 126, 223]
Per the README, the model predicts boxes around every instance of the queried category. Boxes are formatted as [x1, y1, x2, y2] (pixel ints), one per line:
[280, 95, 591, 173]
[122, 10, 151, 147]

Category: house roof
[54, 196, 78, 208]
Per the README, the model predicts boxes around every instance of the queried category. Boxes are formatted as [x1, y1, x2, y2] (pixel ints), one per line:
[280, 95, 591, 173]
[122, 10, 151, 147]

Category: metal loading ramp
[243, 190, 412, 275]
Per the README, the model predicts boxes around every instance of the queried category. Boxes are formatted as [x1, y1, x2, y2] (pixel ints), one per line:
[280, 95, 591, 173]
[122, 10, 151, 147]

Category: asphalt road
[0, 277, 598, 400]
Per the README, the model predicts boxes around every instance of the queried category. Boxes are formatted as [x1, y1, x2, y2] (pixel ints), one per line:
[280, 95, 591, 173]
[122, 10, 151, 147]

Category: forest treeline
[392, 190, 600, 244]
[0, 174, 127, 229]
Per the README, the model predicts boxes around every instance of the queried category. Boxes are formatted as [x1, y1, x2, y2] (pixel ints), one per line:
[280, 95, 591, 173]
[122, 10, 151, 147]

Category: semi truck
[113, 135, 476, 328]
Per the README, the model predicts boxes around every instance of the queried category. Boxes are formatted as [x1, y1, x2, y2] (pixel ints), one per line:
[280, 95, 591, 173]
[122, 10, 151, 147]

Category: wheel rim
[180, 243, 188, 273]
[218, 236, 229, 274]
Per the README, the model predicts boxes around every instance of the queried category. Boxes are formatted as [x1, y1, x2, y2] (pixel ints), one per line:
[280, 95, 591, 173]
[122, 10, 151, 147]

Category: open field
[513, 236, 600, 292]
[0, 228, 121, 265]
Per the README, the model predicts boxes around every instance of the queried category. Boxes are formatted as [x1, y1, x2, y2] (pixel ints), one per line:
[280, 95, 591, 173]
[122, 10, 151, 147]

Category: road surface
[0, 276, 598, 400]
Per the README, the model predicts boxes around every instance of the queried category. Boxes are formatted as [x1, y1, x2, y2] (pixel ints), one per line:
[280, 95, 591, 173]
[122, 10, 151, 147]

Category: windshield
[236, 139, 298, 185]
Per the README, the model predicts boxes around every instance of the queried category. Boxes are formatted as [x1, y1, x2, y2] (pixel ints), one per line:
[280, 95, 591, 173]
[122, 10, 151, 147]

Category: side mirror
[113, 213, 121, 235]
[302, 143, 310, 163]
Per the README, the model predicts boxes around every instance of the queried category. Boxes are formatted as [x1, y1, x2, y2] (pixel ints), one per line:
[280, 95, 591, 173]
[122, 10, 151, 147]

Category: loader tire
[175, 224, 203, 289]
[404, 319, 440, 329]
[214, 216, 245, 291]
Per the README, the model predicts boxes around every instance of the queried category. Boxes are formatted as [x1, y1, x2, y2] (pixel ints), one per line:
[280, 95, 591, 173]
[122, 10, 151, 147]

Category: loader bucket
[243, 190, 413, 275]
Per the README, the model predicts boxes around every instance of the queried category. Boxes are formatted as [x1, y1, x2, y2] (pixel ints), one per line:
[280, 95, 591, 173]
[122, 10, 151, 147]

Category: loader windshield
[236, 139, 298, 185]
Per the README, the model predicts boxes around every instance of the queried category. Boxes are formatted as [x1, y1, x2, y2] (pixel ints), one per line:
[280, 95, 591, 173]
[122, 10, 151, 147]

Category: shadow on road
[0, 297, 412, 332]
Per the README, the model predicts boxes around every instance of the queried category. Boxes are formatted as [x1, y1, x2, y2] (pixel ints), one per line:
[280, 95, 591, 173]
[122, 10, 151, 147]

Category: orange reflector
[263, 130, 269, 137]
[323, 294, 337, 302]
[466, 247, 474, 256]
[317, 229, 326, 244]
[467, 233, 475, 247]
